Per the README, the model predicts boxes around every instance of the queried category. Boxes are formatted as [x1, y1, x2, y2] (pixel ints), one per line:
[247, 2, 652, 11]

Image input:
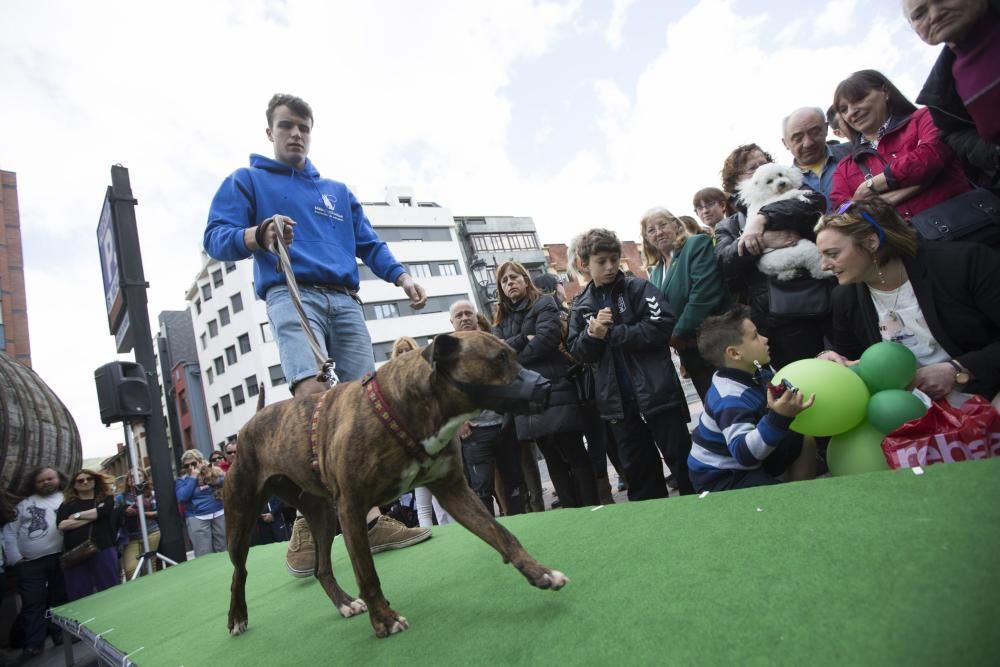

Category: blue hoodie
[204, 154, 405, 298]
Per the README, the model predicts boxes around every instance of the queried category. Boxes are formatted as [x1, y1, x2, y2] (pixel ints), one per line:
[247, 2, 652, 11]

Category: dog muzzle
[442, 367, 551, 415]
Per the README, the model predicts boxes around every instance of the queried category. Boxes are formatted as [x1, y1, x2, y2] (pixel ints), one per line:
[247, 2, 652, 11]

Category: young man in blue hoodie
[204, 93, 431, 577]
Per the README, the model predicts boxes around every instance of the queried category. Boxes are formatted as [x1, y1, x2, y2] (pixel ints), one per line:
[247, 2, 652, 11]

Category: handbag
[60, 502, 99, 569]
[909, 189, 1000, 247]
[60, 529, 98, 569]
[766, 275, 832, 318]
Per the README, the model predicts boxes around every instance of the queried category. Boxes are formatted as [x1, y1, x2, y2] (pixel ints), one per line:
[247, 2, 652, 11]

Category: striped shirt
[688, 368, 794, 479]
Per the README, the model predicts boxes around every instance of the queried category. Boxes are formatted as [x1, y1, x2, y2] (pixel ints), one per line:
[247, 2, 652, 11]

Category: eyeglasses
[75, 477, 93, 484]
[209, 456, 223, 462]
[225, 450, 236, 456]
[184, 462, 200, 469]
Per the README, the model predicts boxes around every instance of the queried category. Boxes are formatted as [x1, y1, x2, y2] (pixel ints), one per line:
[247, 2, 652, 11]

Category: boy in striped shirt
[688, 306, 817, 492]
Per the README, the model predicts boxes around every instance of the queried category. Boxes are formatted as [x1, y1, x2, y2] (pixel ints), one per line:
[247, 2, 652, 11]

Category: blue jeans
[14, 554, 66, 650]
[266, 285, 376, 388]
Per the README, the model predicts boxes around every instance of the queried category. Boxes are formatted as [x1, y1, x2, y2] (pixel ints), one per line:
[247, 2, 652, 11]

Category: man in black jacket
[567, 228, 693, 500]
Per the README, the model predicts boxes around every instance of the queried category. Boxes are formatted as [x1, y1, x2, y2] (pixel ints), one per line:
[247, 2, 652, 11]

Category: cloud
[1, 0, 939, 458]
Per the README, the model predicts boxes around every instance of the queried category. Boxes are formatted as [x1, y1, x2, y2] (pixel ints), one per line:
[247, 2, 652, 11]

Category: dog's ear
[422, 333, 462, 373]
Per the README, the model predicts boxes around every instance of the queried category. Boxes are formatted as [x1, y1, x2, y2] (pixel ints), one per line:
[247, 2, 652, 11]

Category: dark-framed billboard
[98, 187, 124, 331]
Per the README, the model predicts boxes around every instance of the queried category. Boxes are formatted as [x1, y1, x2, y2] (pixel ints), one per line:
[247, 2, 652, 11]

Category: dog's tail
[256, 382, 266, 412]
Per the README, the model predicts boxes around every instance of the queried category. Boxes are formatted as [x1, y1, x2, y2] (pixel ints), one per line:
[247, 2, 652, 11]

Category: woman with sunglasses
[175, 450, 226, 557]
[56, 470, 120, 601]
[814, 197, 1000, 400]
[209, 451, 228, 472]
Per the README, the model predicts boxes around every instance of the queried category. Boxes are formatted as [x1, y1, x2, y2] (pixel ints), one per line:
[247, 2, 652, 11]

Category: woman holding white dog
[715, 143, 830, 369]
[830, 69, 970, 220]
[814, 197, 1000, 401]
[642, 207, 729, 399]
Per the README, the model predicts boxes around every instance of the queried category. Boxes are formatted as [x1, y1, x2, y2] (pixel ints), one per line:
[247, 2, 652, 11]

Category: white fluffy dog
[737, 163, 831, 282]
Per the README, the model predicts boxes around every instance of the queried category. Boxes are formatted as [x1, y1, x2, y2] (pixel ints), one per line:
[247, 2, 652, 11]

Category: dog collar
[362, 372, 429, 462]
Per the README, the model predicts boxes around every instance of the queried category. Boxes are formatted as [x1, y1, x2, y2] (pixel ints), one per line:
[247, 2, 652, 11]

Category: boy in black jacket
[567, 228, 694, 500]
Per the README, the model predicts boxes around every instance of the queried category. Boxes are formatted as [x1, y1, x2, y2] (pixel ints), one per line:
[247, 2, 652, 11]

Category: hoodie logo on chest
[315, 193, 344, 222]
[617, 294, 627, 315]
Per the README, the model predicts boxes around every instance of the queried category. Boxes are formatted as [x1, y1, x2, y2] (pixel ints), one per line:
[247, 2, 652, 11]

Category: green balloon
[858, 342, 918, 393]
[867, 389, 928, 434]
[773, 359, 870, 436]
[827, 421, 890, 476]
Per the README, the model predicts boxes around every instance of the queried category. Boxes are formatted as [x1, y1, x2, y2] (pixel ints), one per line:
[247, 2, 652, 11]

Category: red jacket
[831, 107, 970, 219]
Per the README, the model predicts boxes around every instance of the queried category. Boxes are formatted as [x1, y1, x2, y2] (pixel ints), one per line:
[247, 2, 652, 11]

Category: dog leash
[261, 216, 338, 387]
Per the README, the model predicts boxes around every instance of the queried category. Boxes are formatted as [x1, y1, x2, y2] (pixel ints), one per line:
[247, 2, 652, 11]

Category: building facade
[186, 187, 476, 447]
[0, 170, 31, 367]
[453, 216, 547, 318]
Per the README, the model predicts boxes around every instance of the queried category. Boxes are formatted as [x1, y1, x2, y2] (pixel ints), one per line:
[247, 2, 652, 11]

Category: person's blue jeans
[14, 553, 66, 650]
[266, 285, 376, 388]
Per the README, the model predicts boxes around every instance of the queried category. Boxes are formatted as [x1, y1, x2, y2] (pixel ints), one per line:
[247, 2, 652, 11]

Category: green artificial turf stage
[53, 459, 1000, 666]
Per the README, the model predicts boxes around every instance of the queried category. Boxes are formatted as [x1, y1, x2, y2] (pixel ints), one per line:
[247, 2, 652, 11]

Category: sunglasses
[225, 451, 236, 456]
[75, 477, 93, 484]
[833, 200, 886, 244]
[209, 456, 223, 462]
[184, 462, 200, 469]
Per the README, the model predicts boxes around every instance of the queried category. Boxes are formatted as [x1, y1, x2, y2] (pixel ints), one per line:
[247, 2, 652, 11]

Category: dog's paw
[229, 620, 248, 636]
[374, 614, 409, 638]
[338, 599, 368, 618]
[541, 569, 569, 590]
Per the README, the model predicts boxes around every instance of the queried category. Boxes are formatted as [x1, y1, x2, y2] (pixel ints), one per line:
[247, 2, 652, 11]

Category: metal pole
[110, 165, 186, 564]
[124, 422, 155, 577]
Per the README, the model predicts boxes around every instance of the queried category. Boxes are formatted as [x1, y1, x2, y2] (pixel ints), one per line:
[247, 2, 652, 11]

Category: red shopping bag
[881, 396, 1000, 469]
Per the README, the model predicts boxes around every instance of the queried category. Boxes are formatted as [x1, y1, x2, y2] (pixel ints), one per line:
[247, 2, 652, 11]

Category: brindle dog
[225, 331, 568, 638]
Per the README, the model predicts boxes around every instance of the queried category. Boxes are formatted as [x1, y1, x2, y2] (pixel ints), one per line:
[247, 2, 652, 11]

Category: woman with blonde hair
[493, 260, 598, 508]
[391, 336, 420, 358]
[815, 197, 1000, 400]
[642, 207, 729, 399]
[56, 469, 120, 600]
[175, 449, 226, 557]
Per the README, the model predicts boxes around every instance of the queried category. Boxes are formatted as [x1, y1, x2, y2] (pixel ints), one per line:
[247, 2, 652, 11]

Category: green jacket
[648, 234, 730, 338]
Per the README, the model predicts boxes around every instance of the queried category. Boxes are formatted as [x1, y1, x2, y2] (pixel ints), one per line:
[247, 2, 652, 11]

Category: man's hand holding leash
[245, 214, 297, 252]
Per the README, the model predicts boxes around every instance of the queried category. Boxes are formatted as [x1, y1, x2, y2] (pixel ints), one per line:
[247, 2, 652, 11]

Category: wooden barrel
[0, 351, 82, 498]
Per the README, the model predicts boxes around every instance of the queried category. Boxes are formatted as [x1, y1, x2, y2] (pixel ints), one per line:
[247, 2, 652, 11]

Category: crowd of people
[2, 2, 997, 661]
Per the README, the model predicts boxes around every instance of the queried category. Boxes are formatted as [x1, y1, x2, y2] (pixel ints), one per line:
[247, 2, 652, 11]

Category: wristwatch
[73, 512, 81, 520]
[948, 360, 971, 385]
[865, 175, 877, 193]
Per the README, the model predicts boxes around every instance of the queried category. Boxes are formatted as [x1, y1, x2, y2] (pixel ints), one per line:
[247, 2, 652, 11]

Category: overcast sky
[1, 0, 937, 459]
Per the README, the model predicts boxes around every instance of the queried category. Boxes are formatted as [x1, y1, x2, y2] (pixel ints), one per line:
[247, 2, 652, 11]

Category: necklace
[868, 262, 907, 320]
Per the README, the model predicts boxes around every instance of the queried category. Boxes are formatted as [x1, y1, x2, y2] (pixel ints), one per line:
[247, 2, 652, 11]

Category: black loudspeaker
[94, 361, 152, 425]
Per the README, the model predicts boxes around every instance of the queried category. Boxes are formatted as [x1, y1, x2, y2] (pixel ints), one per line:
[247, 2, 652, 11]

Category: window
[194, 298, 202, 315]
[408, 263, 432, 279]
[212, 403, 220, 421]
[238, 333, 251, 354]
[214, 356, 225, 375]
[225, 345, 237, 365]
[374, 303, 399, 320]
[224, 261, 237, 273]
[470, 232, 539, 252]
[221, 395, 232, 414]
[212, 269, 223, 287]
[200, 333, 207, 350]
[246, 375, 259, 397]
[201, 283, 212, 301]
[232, 385, 245, 406]
[206, 367, 214, 385]
[439, 262, 458, 276]
[269, 364, 286, 386]
[230, 292, 244, 314]
[178, 390, 189, 415]
[208, 320, 219, 338]
[218, 306, 230, 327]
[260, 322, 273, 343]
